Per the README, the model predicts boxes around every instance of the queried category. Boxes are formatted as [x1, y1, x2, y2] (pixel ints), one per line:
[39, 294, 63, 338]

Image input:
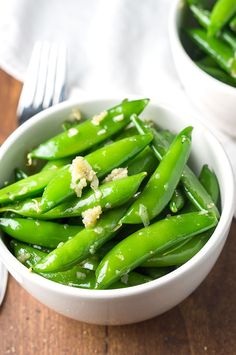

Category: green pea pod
[199, 165, 220, 206]
[140, 122, 220, 219]
[0, 173, 146, 219]
[169, 189, 185, 213]
[41, 158, 71, 171]
[129, 115, 170, 160]
[196, 61, 236, 87]
[208, 0, 236, 37]
[188, 28, 236, 78]
[196, 56, 219, 68]
[181, 166, 220, 218]
[230, 15, 236, 32]
[122, 126, 193, 224]
[0, 163, 64, 205]
[139, 267, 173, 279]
[33, 207, 127, 273]
[14, 168, 28, 182]
[190, 5, 236, 50]
[141, 232, 211, 267]
[95, 211, 218, 289]
[131, 118, 185, 213]
[114, 125, 138, 140]
[0, 218, 82, 248]
[11, 240, 95, 288]
[40, 134, 153, 212]
[108, 272, 152, 289]
[29, 99, 149, 160]
[126, 146, 157, 176]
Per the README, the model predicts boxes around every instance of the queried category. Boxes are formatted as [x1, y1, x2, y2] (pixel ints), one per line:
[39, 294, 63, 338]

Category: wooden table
[0, 69, 235, 355]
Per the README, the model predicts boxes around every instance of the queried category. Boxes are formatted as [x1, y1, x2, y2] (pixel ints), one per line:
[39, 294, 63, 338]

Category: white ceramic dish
[0, 98, 234, 325]
[169, 0, 236, 138]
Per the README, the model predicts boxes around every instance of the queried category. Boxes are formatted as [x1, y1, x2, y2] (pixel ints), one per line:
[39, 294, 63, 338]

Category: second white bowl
[169, 0, 236, 137]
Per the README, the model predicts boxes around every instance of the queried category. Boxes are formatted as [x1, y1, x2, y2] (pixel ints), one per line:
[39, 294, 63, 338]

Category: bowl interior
[0, 98, 234, 295]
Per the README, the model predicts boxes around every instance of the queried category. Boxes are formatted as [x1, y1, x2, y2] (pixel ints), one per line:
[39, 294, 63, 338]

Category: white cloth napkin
[0, 0, 235, 204]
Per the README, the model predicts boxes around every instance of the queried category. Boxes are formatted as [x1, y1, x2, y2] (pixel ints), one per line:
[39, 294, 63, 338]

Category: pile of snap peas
[184, 0, 236, 87]
[0, 98, 220, 290]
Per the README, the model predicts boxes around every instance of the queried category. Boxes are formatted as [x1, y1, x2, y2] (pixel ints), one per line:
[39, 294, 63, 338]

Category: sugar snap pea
[196, 59, 236, 86]
[199, 164, 220, 206]
[0, 218, 82, 248]
[126, 146, 157, 176]
[0, 173, 146, 219]
[29, 99, 149, 160]
[14, 168, 28, 182]
[169, 189, 185, 213]
[85, 125, 138, 155]
[141, 232, 211, 267]
[40, 134, 153, 212]
[181, 166, 220, 218]
[122, 126, 193, 224]
[33, 207, 126, 273]
[129, 116, 185, 212]
[0, 161, 65, 205]
[108, 272, 152, 289]
[41, 158, 71, 171]
[230, 15, 236, 32]
[135, 119, 220, 219]
[11, 240, 96, 288]
[139, 267, 173, 279]
[96, 211, 218, 289]
[114, 125, 138, 140]
[188, 28, 236, 78]
[208, 0, 236, 37]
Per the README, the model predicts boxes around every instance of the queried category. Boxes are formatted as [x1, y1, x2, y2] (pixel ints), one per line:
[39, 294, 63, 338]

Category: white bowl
[0, 98, 235, 325]
[169, 0, 236, 137]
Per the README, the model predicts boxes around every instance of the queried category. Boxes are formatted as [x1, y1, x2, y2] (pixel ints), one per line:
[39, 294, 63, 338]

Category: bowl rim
[169, 0, 236, 95]
[0, 97, 235, 299]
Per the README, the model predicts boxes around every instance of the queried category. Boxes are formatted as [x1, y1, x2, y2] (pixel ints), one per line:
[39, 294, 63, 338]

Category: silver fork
[18, 41, 67, 125]
[0, 41, 67, 306]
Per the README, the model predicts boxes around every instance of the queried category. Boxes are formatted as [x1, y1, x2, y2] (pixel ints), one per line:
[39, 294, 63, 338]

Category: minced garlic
[17, 251, 31, 263]
[27, 153, 33, 166]
[113, 114, 124, 122]
[67, 128, 79, 137]
[70, 157, 99, 197]
[97, 128, 106, 135]
[82, 206, 102, 228]
[103, 167, 128, 183]
[91, 111, 107, 126]
[69, 108, 82, 121]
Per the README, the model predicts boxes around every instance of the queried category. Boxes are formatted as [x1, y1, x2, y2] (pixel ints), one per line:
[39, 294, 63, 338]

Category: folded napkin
[0, 0, 235, 214]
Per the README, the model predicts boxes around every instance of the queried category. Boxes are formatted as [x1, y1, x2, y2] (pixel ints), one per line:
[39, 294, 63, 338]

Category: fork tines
[17, 41, 67, 125]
